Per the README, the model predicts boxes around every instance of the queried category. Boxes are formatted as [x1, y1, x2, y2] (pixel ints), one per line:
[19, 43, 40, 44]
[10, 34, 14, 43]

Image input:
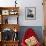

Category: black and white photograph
[25, 7, 36, 20]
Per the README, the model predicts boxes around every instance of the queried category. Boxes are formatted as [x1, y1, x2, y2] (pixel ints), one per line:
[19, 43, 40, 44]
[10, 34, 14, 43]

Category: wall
[0, 0, 15, 7]
[0, 0, 44, 26]
[18, 0, 44, 26]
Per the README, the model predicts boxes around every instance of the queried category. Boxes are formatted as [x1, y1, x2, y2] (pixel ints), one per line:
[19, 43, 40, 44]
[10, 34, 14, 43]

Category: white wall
[18, 0, 44, 26]
[0, 0, 44, 26]
[0, 0, 15, 7]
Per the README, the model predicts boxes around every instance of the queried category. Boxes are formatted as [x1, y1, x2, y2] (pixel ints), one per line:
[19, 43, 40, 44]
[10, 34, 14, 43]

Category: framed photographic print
[25, 7, 36, 20]
[2, 10, 9, 15]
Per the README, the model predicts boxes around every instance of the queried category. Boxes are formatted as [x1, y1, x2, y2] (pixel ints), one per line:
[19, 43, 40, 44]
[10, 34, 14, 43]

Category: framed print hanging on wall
[25, 7, 36, 20]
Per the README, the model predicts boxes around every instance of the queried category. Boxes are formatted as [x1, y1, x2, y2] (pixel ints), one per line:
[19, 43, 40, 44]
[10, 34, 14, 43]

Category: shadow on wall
[18, 26, 44, 44]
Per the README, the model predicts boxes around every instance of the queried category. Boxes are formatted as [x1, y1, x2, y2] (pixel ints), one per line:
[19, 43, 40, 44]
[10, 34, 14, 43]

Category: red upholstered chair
[21, 28, 41, 46]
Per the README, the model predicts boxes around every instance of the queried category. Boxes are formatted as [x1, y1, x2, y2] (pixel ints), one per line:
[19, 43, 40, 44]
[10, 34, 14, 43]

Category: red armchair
[21, 28, 41, 46]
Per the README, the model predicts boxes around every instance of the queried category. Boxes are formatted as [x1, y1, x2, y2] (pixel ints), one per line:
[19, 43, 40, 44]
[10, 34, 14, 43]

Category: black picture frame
[25, 7, 36, 20]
